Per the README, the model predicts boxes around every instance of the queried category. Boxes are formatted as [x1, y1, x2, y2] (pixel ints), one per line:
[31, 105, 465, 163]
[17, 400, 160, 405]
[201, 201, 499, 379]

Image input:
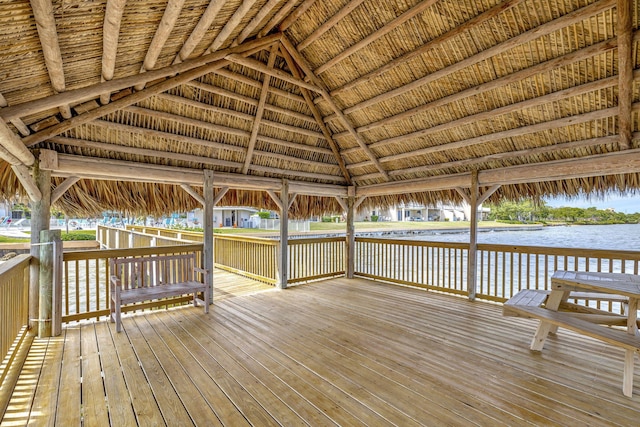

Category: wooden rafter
[279, 44, 352, 184]
[297, 0, 366, 51]
[234, 0, 283, 46]
[11, 164, 41, 202]
[135, 0, 186, 91]
[243, 45, 278, 174]
[324, 0, 616, 120]
[314, 0, 439, 75]
[22, 43, 275, 147]
[617, 0, 633, 149]
[51, 176, 80, 203]
[0, 120, 34, 166]
[179, 184, 205, 205]
[0, 93, 30, 136]
[30, 0, 72, 118]
[173, 0, 226, 63]
[1, 34, 281, 122]
[213, 68, 308, 104]
[100, 0, 127, 104]
[330, 0, 527, 97]
[334, 37, 620, 136]
[206, 0, 258, 54]
[258, 0, 298, 38]
[278, 0, 318, 32]
[341, 73, 622, 158]
[278, 37, 389, 180]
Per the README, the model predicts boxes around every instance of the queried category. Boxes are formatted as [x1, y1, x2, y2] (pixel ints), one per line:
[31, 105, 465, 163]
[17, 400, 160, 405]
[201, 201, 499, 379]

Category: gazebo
[1, 0, 640, 424]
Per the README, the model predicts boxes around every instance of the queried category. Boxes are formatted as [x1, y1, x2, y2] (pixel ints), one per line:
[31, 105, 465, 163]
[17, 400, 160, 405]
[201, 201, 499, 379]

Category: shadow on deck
[2, 272, 640, 426]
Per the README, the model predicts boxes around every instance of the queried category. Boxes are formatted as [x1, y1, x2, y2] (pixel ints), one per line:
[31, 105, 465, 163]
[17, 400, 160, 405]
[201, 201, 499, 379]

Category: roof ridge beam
[30, 0, 72, 118]
[324, 0, 616, 118]
[314, 0, 439, 75]
[278, 43, 352, 184]
[279, 36, 389, 181]
[1, 33, 281, 122]
[243, 45, 278, 174]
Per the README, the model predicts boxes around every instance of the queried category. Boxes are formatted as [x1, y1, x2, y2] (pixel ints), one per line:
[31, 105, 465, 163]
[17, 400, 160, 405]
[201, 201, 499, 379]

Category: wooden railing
[0, 255, 30, 389]
[124, 225, 204, 242]
[61, 244, 203, 322]
[214, 235, 278, 284]
[354, 237, 640, 313]
[289, 236, 345, 283]
[97, 224, 198, 248]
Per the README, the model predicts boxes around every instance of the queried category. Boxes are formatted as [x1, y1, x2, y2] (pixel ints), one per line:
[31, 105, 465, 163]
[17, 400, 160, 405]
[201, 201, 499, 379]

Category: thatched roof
[0, 0, 638, 216]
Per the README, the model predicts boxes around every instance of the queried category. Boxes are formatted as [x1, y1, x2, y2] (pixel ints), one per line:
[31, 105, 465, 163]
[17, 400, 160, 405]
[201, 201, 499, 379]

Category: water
[406, 224, 640, 251]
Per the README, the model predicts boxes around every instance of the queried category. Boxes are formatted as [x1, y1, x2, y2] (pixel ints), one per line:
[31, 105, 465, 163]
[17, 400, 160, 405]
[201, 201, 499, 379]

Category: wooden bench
[110, 253, 209, 332]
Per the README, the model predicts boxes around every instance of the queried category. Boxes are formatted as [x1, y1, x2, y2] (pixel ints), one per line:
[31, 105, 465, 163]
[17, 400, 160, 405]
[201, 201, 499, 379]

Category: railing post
[346, 186, 355, 278]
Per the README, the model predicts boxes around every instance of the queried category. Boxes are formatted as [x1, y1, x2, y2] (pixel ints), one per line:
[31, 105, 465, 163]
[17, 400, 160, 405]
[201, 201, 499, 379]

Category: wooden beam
[206, 0, 258, 54]
[1, 34, 281, 122]
[331, 0, 527, 97]
[478, 185, 500, 206]
[225, 54, 323, 93]
[354, 196, 366, 210]
[334, 196, 347, 212]
[314, 0, 439, 75]
[11, 164, 42, 202]
[258, 0, 298, 37]
[212, 68, 309, 106]
[100, 0, 127, 104]
[279, 35, 388, 180]
[135, 0, 186, 91]
[51, 176, 80, 203]
[278, 43, 352, 184]
[0, 93, 29, 136]
[233, 0, 283, 46]
[377, 106, 619, 163]
[467, 170, 479, 301]
[340, 72, 621, 155]
[617, 0, 633, 149]
[22, 47, 267, 147]
[212, 186, 229, 206]
[267, 190, 283, 211]
[345, 188, 355, 278]
[288, 193, 297, 210]
[30, 0, 72, 118]
[328, 0, 616, 119]
[173, 0, 226, 63]
[249, 165, 345, 183]
[277, 180, 289, 289]
[0, 120, 35, 165]
[358, 173, 472, 197]
[41, 151, 348, 196]
[297, 0, 366, 51]
[180, 184, 205, 205]
[278, 0, 317, 31]
[244, 45, 278, 174]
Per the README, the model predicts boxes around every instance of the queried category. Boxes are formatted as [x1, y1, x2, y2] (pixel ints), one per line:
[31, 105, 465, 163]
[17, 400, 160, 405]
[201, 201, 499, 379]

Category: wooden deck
[2, 274, 640, 426]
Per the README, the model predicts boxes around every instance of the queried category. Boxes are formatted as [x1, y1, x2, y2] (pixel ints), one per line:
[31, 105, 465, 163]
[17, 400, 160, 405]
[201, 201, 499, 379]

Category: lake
[405, 223, 640, 251]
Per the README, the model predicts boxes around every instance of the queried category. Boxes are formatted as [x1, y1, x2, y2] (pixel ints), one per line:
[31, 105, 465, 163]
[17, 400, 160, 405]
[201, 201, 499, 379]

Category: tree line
[487, 200, 640, 224]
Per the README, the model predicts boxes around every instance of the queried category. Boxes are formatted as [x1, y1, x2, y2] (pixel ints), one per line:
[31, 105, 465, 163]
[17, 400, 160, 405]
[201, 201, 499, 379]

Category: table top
[551, 270, 640, 298]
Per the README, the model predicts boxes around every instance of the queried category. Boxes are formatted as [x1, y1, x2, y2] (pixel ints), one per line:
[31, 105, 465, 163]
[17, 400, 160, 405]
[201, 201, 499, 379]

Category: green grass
[0, 229, 96, 244]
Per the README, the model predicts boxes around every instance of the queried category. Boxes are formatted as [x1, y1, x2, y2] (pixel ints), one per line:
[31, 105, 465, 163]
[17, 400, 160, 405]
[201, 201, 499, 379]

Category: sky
[544, 194, 640, 214]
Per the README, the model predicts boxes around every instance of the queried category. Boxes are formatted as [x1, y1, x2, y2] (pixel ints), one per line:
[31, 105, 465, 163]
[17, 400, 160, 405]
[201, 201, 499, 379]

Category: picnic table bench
[110, 252, 209, 332]
[503, 271, 640, 397]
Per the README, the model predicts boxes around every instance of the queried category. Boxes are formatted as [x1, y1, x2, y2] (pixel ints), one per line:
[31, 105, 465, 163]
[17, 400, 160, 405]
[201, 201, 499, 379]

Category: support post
[346, 186, 355, 278]
[203, 171, 214, 303]
[38, 230, 62, 337]
[29, 153, 51, 331]
[277, 180, 289, 289]
[467, 171, 479, 301]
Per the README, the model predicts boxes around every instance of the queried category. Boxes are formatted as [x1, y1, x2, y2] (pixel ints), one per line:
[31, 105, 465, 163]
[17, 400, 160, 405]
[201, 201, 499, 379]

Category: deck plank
[26, 337, 63, 427]
[4, 273, 640, 426]
[81, 324, 110, 427]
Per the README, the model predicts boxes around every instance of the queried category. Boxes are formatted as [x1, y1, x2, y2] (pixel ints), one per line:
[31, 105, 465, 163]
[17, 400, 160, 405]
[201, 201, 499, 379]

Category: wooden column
[617, 0, 633, 149]
[38, 229, 61, 337]
[346, 186, 355, 278]
[203, 171, 214, 304]
[278, 180, 289, 289]
[29, 154, 51, 331]
[467, 171, 479, 301]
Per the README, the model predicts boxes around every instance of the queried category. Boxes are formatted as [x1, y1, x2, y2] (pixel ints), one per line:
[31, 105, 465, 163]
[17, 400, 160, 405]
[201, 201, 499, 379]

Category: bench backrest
[110, 253, 198, 290]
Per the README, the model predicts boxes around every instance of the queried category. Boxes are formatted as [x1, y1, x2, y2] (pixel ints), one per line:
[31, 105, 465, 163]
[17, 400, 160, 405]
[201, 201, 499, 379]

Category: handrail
[0, 254, 31, 408]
